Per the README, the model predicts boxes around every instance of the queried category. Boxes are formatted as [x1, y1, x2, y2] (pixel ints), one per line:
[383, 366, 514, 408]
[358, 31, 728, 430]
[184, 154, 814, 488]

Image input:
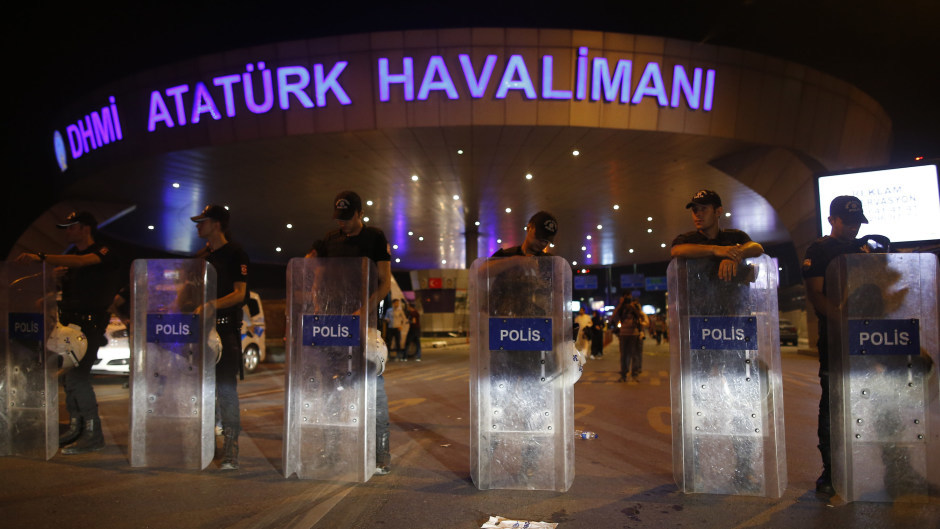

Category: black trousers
[61, 313, 109, 421]
[816, 319, 831, 474]
[216, 323, 241, 435]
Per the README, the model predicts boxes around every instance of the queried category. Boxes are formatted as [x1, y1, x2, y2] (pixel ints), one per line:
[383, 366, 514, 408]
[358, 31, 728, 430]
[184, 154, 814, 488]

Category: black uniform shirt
[317, 227, 391, 263]
[801, 235, 864, 317]
[60, 243, 120, 314]
[487, 246, 553, 316]
[671, 228, 752, 247]
[205, 242, 250, 320]
[492, 246, 524, 257]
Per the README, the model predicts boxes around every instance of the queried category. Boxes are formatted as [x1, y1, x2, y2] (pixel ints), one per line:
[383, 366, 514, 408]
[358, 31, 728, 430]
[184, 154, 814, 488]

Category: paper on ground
[481, 515, 558, 528]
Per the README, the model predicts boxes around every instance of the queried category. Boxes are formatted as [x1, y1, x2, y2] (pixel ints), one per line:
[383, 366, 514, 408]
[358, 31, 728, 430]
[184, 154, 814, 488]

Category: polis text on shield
[155, 322, 191, 336]
[701, 326, 745, 341]
[500, 328, 542, 342]
[311, 324, 351, 338]
[14, 321, 40, 333]
[859, 329, 910, 347]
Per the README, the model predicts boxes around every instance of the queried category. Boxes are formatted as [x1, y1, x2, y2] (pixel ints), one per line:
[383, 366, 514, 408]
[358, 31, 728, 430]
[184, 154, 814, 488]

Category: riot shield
[667, 254, 786, 497]
[469, 256, 580, 491]
[129, 259, 217, 469]
[0, 261, 58, 460]
[827, 253, 939, 502]
[283, 257, 378, 481]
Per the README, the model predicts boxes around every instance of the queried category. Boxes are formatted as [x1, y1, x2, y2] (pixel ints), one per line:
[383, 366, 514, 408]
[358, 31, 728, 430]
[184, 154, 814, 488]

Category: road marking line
[648, 406, 672, 434]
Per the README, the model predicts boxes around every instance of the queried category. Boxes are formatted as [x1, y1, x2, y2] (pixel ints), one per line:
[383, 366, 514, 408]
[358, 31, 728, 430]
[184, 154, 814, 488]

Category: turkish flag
[428, 277, 443, 289]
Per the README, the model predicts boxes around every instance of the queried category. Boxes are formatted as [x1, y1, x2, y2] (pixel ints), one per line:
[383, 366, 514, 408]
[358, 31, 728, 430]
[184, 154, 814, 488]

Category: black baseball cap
[528, 211, 558, 242]
[333, 191, 362, 220]
[686, 189, 722, 209]
[56, 211, 98, 229]
[190, 204, 230, 224]
[829, 195, 868, 224]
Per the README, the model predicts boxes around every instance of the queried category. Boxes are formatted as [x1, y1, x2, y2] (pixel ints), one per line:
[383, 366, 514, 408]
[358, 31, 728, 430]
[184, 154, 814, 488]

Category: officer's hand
[714, 245, 743, 262]
[53, 266, 68, 280]
[194, 301, 215, 317]
[15, 253, 39, 263]
[718, 259, 738, 281]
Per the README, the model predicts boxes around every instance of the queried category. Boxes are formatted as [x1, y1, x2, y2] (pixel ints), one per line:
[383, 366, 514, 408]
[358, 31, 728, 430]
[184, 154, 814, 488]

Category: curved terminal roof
[30, 29, 890, 268]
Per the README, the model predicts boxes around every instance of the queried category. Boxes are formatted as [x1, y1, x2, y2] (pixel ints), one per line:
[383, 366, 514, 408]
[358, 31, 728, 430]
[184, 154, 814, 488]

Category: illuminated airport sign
[816, 163, 940, 244]
[53, 47, 718, 171]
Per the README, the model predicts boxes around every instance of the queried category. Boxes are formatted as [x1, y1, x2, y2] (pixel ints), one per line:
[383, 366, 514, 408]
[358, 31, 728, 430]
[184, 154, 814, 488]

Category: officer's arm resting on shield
[16, 252, 102, 268]
[671, 241, 763, 281]
[197, 281, 247, 315]
[477, 255, 536, 277]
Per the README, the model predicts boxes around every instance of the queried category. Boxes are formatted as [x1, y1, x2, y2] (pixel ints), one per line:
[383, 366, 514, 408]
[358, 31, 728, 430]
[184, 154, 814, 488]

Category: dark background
[5, 0, 937, 260]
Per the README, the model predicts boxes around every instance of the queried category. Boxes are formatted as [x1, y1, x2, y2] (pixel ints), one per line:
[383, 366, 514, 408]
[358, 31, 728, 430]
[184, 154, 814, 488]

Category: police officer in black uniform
[17, 211, 120, 454]
[801, 195, 869, 498]
[191, 205, 250, 470]
[307, 191, 393, 474]
[671, 190, 764, 281]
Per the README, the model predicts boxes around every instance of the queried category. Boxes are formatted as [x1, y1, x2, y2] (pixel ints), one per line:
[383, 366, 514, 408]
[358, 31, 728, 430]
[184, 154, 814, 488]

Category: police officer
[17, 211, 120, 454]
[308, 191, 393, 474]
[671, 190, 763, 281]
[492, 211, 557, 258]
[191, 205, 249, 470]
[801, 195, 869, 498]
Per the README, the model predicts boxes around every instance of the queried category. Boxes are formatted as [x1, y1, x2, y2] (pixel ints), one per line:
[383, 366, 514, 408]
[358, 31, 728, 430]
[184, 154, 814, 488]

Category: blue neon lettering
[148, 90, 174, 131]
[78, 116, 97, 151]
[276, 66, 314, 110]
[109, 96, 123, 140]
[704, 69, 716, 111]
[165, 84, 190, 126]
[378, 57, 414, 102]
[191, 82, 222, 123]
[313, 61, 351, 106]
[541, 55, 572, 99]
[591, 58, 632, 103]
[417, 56, 459, 100]
[243, 63, 274, 114]
[631, 62, 669, 106]
[90, 109, 116, 146]
[670, 65, 702, 109]
[575, 47, 589, 100]
[459, 54, 498, 98]
[54, 50, 719, 168]
[212, 74, 241, 117]
[495, 55, 537, 99]
[66, 125, 82, 158]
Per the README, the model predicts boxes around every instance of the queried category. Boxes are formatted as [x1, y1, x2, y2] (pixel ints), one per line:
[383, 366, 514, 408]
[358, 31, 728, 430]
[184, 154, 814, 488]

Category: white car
[92, 291, 267, 375]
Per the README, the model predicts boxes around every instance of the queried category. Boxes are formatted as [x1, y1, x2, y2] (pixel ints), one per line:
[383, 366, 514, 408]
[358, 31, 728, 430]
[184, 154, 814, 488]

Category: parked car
[92, 291, 266, 375]
[779, 319, 799, 346]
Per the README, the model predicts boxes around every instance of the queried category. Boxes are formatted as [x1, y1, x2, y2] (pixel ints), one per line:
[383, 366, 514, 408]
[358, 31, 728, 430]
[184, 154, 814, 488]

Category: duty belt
[216, 315, 239, 326]
[60, 311, 104, 323]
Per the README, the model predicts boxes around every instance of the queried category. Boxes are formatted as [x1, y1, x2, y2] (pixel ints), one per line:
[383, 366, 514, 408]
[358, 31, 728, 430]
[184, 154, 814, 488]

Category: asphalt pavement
[1, 339, 938, 529]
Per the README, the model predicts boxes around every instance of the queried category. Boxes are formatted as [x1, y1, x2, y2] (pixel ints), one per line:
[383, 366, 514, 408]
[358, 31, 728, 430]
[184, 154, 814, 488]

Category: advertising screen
[815, 163, 940, 243]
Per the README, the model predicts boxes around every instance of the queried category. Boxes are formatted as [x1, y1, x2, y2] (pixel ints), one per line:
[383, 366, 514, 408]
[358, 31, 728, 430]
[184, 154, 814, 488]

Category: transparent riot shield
[667, 254, 786, 497]
[469, 256, 580, 491]
[0, 261, 58, 460]
[827, 253, 939, 502]
[129, 259, 217, 469]
[283, 257, 378, 481]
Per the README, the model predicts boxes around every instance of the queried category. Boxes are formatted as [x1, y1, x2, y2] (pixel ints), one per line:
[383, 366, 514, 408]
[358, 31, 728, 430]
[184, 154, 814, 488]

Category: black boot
[62, 418, 104, 455]
[815, 467, 835, 498]
[375, 431, 390, 475]
[59, 417, 83, 447]
[221, 429, 239, 470]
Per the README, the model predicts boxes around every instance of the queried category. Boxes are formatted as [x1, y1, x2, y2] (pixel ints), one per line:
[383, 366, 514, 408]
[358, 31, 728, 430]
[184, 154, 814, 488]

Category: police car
[92, 291, 267, 375]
